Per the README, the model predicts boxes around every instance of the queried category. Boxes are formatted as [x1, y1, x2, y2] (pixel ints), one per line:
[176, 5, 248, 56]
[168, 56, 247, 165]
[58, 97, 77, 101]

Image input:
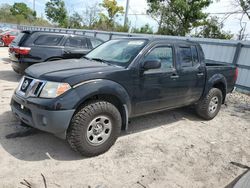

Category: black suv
[9, 31, 103, 73]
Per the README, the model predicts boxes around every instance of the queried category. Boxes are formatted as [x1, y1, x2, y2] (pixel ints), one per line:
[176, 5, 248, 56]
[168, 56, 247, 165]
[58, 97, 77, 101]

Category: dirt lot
[0, 47, 250, 188]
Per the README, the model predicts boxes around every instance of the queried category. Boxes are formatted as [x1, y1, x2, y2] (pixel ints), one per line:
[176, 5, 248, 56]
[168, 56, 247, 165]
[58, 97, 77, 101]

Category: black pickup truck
[11, 38, 237, 156]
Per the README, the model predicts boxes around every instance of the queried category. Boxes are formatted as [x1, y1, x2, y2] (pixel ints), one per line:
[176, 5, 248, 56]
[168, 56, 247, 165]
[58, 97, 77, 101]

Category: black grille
[34, 82, 43, 95]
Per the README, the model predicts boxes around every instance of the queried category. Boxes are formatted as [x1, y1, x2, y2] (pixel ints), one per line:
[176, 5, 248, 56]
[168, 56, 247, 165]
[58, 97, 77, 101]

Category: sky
[2, 0, 250, 39]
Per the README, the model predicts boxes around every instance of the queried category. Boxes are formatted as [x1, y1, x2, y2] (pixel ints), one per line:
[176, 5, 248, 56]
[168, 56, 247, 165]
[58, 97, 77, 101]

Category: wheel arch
[72, 79, 131, 131]
[206, 74, 227, 103]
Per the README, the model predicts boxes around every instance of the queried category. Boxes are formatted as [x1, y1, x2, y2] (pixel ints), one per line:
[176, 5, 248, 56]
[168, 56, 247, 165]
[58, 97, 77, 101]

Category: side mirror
[143, 60, 161, 70]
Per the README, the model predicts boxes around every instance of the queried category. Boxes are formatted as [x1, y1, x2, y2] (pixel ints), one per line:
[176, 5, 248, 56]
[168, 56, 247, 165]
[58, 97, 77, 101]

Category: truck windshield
[85, 39, 148, 67]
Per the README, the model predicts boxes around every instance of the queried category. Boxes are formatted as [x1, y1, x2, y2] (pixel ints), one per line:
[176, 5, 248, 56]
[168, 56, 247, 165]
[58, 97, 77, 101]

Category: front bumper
[11, 93, 75, 139]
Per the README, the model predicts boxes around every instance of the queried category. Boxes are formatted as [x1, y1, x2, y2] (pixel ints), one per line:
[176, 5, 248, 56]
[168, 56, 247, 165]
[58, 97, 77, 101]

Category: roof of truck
[111, 36, 199, 45]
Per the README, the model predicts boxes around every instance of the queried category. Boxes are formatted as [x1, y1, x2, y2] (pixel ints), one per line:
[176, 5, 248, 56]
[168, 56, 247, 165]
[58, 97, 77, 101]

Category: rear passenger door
[176, 45, 206, 104]
[63, 36, 90, 58]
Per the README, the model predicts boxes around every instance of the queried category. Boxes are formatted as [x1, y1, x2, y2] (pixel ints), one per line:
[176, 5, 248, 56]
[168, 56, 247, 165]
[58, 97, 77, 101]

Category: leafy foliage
[237, 0, 250, 20]
[99, 0, 124, 24]
[147, 0, 211, 36]
[45, 0, 68, 27]
[195, 17, 233, 39]
[132, 24, 153, 34]
[91, 0, 127, 32]
[0, 3, 50, 26]
[69, 12, 83, 28]
[0, 0, 238, 38]
[10, 3, 36, 19]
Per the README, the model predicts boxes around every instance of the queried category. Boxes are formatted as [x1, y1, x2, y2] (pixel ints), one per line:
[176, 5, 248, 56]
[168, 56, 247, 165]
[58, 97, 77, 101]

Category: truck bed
[205, 59, 236, 93]
[205, 59, 235, 68]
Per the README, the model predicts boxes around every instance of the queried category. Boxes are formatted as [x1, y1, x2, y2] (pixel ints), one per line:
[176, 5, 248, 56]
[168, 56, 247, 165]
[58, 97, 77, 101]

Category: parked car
[11, 38, 237, 157]
[9, 30, 104, 74]
[0, 29, 20, 46]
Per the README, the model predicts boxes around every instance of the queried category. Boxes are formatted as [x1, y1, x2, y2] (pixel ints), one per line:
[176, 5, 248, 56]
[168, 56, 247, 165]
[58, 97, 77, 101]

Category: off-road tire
[195, 88, 223, 120]
[67, 101, 122, 157]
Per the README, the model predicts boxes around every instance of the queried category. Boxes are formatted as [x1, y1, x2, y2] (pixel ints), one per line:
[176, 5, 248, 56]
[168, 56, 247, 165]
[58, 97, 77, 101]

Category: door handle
[197, 73, 204, 76]
[170, 74, 179, 79]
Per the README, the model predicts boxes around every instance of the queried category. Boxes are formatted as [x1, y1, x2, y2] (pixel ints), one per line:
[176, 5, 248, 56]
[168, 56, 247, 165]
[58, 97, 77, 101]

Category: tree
[0, 3, 50, 26]
[0, 4, 12, 21]
[147, 0, 211, 36]
[10, 3, 35, 20]
[99, 0, 124, 25]
[132, 24, 154, 34]
[195, 17, 233, 39]
[83, 3, 100, 28]
[45, 0, 68, 27]
[69, 12, 83, 28]
[232, 0, 250, 40]
[236, 0, 250, 20]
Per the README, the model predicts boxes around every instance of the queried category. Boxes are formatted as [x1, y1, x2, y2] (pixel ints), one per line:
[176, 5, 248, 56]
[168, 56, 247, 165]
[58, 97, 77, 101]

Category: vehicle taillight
[18, 47, 31, 55]
[10, 47, 30, 55]
[234, 67, 238, 82]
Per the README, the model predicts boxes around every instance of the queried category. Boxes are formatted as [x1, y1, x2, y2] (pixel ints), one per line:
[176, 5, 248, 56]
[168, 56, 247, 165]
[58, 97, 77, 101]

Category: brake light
[234, 67, 238, 82]
[10, 47, 31, 55]
[19, 47, 31, 55]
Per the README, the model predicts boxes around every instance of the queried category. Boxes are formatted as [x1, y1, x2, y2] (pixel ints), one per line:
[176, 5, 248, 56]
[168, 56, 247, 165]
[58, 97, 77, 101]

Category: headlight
[39, 82, 71, 98]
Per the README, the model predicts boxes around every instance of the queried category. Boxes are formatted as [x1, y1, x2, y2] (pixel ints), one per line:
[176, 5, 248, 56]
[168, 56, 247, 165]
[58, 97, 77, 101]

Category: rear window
[11, 33, 25, 45]
[34, 35, 63, 46]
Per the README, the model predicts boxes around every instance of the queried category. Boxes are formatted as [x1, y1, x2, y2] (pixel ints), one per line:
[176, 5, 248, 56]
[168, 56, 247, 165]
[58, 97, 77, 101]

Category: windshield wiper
[82, 56, 90, 60]
[90, 58, 112, 65]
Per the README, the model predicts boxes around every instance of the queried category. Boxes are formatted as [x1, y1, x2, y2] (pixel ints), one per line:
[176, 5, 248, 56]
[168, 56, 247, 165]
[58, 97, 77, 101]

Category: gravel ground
[0, 47, 250, 188]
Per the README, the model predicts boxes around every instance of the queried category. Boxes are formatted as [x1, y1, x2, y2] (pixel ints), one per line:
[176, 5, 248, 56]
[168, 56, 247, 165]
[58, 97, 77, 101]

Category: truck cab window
[179, 47, 193, 67]
[144, 46, 173, 73]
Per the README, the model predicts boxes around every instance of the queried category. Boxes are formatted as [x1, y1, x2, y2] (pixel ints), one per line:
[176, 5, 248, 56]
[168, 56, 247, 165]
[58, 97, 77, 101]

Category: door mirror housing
[143, 60, 161, 70]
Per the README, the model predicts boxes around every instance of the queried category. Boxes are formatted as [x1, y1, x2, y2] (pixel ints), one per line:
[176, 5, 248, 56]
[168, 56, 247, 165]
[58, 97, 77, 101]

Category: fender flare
[203, 74, 227, 102]
[73, 79, 131, 130]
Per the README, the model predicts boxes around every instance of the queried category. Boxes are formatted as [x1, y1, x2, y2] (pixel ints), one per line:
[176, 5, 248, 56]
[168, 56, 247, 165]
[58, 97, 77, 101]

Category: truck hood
[25, 58, 123, 82]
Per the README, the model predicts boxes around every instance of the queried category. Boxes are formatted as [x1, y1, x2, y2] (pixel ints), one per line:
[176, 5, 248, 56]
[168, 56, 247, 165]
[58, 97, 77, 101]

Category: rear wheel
[195, 88, 223, 120]
[67, 101, 122, 157]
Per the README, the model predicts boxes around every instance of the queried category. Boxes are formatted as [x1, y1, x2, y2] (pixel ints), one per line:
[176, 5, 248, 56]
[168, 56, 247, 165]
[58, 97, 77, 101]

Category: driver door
[134, 45, 181, 115]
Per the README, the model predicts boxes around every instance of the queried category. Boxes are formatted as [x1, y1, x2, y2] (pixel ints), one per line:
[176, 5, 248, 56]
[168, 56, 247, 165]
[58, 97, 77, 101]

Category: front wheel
[195, 88, 223, 120]
[67, 101, 122, 157]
